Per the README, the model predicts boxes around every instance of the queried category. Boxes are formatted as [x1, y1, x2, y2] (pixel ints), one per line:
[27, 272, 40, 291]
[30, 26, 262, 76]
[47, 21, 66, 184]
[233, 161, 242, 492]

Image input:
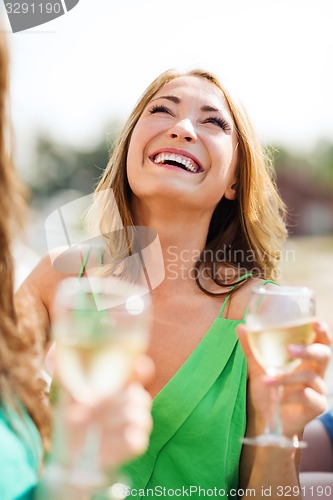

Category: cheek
[211, 137, 236, 171]
[127, 124, 151, 168]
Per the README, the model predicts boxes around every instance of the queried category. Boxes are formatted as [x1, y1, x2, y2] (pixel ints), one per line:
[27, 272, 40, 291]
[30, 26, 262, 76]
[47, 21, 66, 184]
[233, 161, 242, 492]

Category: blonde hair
[87, 69, 287, 290]
[0, 32, 50, 447]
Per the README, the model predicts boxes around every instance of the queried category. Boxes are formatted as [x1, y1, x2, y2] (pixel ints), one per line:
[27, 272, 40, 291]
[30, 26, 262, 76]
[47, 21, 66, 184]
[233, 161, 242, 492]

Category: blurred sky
[2, 0, 333, 164]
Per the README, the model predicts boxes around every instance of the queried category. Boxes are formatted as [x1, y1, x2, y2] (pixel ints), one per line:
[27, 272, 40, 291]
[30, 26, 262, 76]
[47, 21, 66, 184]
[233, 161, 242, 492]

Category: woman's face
[127, 76, 239, 213]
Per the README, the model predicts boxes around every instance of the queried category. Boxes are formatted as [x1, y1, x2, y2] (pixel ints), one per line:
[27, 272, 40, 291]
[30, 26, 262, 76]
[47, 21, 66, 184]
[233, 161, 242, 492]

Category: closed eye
[149, 104, 173, 115]
[203, 116, 231, 131]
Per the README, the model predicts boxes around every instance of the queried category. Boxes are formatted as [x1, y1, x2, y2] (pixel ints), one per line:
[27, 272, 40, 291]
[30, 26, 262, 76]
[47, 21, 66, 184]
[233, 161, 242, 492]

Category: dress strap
[242, 279, 278, 320]
[98, 246, 104, 266]
[258, 279, 277, 288]
[78, 246, 93, 278]
[78, 246, 105, 278]
[218, 272, 253, 317]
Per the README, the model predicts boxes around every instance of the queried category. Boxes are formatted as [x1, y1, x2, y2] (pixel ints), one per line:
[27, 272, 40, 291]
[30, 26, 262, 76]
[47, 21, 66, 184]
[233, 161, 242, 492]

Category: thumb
[133, 355, 155, 387]
[236, 324, 264, 376]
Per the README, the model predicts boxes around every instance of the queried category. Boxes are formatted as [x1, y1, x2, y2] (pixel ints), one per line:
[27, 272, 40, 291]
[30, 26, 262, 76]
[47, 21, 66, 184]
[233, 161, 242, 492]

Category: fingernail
[315, 320, 328, 331]
[263, 375, 275, 385]
[288, 344, 304, 355]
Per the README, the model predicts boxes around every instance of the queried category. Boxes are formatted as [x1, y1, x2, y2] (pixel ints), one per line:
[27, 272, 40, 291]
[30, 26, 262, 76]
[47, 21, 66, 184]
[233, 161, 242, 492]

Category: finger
[109, 403, 153, 435]
[288, 343, 331, 377]
[236, 324, 265, 375]
[93, 383, 152, 426]
[282, 387, 328, 419]
[267, 370, 327, 395]
[313, 320, 332, 346]
[100, 422, 151, 468]
[125, 382, 152, 412]
[133, 355, 155, 386]
[123, 423, 151, 455]
[120, 385, 153, 427]
[71, 382, 151, 426]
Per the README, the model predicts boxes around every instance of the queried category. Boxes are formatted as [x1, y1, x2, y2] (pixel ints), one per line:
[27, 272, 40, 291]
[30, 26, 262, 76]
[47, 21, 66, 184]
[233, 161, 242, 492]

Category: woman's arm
[15, 248, 84, 349]
[239, 391, 301, 498]
[15, 253, 70, 365]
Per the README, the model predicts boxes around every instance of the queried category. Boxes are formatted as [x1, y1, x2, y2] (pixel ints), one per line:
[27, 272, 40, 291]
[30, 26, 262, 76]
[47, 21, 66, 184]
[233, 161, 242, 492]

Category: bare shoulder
[16, 245, 99, 309]
[15, 245, 94, 346]
[16, 250, 67, 310]
[227, 277, 278, 320]
[15, 252, 61, 346]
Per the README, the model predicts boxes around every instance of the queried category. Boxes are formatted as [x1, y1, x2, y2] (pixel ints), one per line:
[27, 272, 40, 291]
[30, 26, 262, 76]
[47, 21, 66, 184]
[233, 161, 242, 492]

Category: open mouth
[150, 152, 203, 174]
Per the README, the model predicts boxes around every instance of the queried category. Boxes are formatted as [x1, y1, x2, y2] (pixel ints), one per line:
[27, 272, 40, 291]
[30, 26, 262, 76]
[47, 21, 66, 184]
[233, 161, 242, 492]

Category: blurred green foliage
[272, 140, 333, 190]
[26, 121, 122, 202]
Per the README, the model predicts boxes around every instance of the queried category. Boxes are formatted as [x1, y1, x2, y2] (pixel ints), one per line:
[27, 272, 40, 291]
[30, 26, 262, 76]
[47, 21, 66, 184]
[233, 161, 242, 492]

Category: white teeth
[186, 160, 193, 171]
[153, 152, 200, 173]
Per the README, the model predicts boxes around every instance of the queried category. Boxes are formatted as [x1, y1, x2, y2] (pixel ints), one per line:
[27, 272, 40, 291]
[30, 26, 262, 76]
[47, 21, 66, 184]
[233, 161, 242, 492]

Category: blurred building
[277, 171, 333, 236]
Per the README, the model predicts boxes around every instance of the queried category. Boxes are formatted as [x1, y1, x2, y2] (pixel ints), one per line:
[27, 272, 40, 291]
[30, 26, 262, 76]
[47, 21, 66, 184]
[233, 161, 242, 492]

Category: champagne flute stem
[77, 423, 102, 473]
[67, 423, 107, 498]
[266, 384, 283, 436]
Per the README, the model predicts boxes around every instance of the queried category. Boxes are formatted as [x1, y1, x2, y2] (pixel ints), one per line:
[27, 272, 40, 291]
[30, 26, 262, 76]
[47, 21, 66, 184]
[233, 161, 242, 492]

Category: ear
[224, 180, 237, 201]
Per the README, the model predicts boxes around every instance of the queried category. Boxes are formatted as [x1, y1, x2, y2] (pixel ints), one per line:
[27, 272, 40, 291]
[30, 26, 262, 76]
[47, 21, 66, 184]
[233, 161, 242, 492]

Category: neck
[132, 198, 213, 291]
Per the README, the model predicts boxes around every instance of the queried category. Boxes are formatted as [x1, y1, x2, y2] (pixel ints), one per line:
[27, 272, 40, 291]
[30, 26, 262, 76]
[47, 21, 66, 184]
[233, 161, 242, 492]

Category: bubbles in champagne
[248, 320, 315, 375]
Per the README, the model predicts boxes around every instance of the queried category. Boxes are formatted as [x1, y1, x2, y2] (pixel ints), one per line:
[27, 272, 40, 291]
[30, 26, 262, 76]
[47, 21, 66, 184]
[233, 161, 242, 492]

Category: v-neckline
[135, 316, 244, 477]
[153, 317, 242, 403]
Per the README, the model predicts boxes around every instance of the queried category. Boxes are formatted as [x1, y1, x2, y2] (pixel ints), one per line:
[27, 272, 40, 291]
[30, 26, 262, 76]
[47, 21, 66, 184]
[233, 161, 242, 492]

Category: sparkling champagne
[56, 330, 146, 402]
[248, 319, 315, 375]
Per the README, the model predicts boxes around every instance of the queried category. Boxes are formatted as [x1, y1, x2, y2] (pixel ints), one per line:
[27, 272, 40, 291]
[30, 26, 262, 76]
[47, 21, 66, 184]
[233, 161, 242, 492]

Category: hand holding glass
[242, 286, 315, 448]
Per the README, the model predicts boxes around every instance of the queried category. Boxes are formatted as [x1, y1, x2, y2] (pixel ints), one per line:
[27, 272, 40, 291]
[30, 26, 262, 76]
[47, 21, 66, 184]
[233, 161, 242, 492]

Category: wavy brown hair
[87, 69, 287, 291]
[0, 32, 50, 448]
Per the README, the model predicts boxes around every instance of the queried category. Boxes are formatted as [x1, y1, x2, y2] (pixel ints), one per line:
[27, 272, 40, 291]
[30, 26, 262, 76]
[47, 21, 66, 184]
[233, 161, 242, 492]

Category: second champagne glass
[242, 285, 316, 448]
[51, 276, 151, 498]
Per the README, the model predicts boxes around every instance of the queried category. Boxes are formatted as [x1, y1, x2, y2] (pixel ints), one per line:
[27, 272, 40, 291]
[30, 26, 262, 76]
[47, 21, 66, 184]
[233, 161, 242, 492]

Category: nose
[168, 118, 197, 142]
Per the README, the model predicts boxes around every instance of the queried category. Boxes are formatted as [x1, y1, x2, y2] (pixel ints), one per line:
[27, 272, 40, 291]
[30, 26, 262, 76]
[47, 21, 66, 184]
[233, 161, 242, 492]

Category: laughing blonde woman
[17, 69, 331, 499]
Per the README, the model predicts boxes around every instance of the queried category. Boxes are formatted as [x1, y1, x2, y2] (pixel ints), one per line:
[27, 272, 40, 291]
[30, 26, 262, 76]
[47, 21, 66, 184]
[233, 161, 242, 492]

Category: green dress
[0, 404, 42, 500]
[121, 278, 275, 499]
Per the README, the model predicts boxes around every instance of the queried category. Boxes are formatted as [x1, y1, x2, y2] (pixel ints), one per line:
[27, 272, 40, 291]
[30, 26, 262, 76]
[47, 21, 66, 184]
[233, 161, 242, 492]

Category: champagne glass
[242, 286, 315, 448]
[47, 276, 151, 498]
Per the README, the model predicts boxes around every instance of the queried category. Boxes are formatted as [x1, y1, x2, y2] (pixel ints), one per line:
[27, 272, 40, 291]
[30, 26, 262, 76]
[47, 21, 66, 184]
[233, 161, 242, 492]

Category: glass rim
[252, 285, 315, 298]
[54, 276, 151, 310]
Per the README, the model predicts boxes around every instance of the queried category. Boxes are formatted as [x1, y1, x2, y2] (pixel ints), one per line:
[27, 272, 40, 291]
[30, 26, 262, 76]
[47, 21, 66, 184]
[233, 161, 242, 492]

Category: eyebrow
[151, 95, 223, 114]
[151, 95, 180, 104]
[201, 105, 222, 113]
